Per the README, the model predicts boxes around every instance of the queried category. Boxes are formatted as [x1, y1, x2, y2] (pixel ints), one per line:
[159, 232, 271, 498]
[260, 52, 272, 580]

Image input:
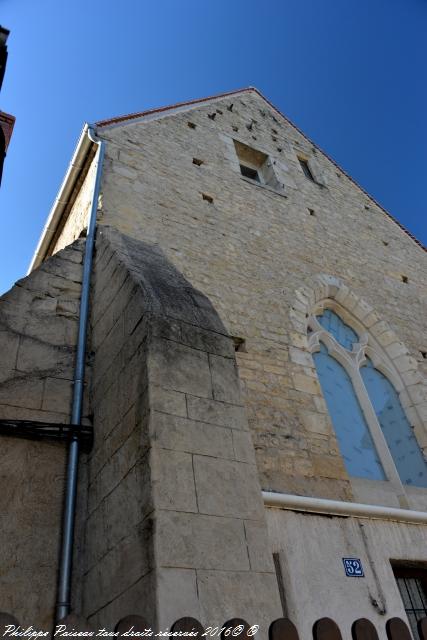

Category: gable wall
[52, 91, 427, 502]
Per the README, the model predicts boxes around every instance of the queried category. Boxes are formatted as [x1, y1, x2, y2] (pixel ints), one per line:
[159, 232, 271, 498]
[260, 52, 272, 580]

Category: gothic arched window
[308, 308, 427, 489]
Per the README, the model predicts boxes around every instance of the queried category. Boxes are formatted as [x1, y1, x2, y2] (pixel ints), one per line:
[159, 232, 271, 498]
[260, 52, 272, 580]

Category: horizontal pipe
[262, 491, 427, 525]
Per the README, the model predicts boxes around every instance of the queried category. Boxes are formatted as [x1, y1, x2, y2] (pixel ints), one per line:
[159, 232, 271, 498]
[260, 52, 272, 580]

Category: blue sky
[0, 0, 426, 294]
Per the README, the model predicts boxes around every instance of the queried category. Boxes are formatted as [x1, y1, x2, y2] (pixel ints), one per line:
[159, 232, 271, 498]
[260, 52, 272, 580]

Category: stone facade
[81, 226, 281, 631]
[53, 89, 427, 504]
[2, 88, 427, 636]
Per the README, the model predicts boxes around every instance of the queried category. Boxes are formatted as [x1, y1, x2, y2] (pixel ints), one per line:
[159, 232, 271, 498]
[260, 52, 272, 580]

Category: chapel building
[1, 88, 427, 639]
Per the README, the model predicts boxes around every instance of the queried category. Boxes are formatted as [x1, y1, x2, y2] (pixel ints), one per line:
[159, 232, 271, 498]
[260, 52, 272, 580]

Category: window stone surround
[291, 273, 427, 510]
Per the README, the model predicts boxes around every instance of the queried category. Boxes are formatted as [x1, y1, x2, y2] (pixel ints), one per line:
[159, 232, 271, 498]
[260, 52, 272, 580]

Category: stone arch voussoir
[292, 273, 427, 453]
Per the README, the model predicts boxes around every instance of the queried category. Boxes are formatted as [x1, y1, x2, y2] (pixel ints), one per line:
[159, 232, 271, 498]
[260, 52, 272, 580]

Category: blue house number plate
[343, 557, 364, 577]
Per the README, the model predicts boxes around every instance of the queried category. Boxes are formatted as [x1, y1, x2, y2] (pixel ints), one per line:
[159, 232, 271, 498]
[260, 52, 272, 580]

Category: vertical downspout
[55, 126, 105, 624]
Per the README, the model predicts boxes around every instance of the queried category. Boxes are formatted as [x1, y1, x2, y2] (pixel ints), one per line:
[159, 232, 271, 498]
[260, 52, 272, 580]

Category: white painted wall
[266, 507, 426, 639]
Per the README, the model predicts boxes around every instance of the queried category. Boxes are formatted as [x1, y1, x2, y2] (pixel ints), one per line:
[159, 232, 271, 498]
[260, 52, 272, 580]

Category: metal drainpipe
[55, 125, 105, 624]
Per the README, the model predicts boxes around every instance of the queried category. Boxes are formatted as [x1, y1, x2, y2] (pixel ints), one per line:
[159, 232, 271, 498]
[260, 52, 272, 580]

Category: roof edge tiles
[96, 87, 253, 128]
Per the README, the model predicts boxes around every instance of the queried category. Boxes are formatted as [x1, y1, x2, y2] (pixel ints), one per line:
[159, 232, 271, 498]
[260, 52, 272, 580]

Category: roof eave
[28, 124, 94, 273]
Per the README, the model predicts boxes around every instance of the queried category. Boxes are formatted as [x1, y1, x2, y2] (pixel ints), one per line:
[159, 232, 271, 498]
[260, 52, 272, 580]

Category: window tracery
[308, 307, 427, 489]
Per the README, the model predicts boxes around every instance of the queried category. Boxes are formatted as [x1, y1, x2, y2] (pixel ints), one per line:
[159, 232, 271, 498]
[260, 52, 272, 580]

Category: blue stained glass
[313, 344, 385, 480]
[316, 309, 359, 350]
[361, 360, 427, 488]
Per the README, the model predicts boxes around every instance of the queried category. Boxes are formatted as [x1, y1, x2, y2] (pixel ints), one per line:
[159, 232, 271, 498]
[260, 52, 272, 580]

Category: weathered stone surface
[0, 241, 85, 628]
[197, 570, 281, 636]
[148, 338, 212, 398]
[151, 411, 234, 459]
[22, 88, 427, 630]
[58, 90, 424, 503]
[181, 325, 234, 358]
[209, 354, 242, 404]
[150, 385, 187, 417]
[232, 430, 257, 464]
[243, 520, 275, 573]
[186, 395, 248, 430]
[87, 569, 157, 630]
[156, 511, 250, 570]
[80, 228, 280, 627]
[193, 456, 265, 520]
[83, 520, 154, 615]
[151, 448, 198, 512]
[156, 568, 201, 629]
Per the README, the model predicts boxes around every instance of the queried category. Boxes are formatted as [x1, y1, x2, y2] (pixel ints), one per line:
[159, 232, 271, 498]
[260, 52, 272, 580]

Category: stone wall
[79, 89, 427, 502]
[0, 241, 86, 627]
[82, 226, 281, 632]
[266, 507, 427, 639]
[52, 151, 98, 255]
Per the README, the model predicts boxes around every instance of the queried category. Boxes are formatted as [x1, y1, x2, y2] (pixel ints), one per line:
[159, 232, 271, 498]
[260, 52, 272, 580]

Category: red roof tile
[0, 111, 15, 152]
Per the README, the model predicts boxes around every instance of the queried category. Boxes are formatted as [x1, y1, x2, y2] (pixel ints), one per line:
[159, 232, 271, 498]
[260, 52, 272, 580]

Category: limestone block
[93, 427, 144, 503]
[103, 462, 152, 550]
[232, 430, 257, 464]
[312, 454, 347, 479]
[157, 568, 201, 629]
[197, 570, 281, 636]
[407, 383, 427, 405]
[150, 385, 187, 417]
[151, 317, 182, 343]
[244, 520, 275, 572]
[151, 448, 198, 513]
[209, 354, 242, 404]
[292, 373, 320, 394]
[0, 377, 44, 410]
[39, 251, 84, 283]
[41, 376, 73, 412]
[148, 338, 212, 398]
[193, 456, 264, 519]
[93, 316, 125, 380]
[151, 411, 234, 459]
[180, 324, 234, 357]
[386, 341, 408, 360]
[123, 288, 147, 336]
[156, 511, 250, 571]
[289, 346, 313, 367]
[83, 521, 154, 616]
[369, 320, 390, 338]
[0, 330, 19, 373]
[86, 570, 156, 630]
[401, 369, 422, 386]
[393, 354, 418, 373]
[186, 395, 247, 430]
[299, 410, 331, 435]
[16, 336, 73, 374]
[85, 503, 109, 569]
[113, 162, 138, 180]
[17, 270, 81, 298]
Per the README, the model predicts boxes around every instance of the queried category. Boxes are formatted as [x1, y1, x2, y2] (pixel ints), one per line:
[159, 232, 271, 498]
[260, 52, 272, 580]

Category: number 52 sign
[342, 557, 364, 577]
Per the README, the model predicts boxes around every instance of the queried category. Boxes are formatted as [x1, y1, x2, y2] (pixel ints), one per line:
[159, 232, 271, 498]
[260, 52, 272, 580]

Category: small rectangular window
[233, 139, 283, 192]
[240, 164, 260, 182]
[298, 157, 315, 182]
[393, 566, 427, 637]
